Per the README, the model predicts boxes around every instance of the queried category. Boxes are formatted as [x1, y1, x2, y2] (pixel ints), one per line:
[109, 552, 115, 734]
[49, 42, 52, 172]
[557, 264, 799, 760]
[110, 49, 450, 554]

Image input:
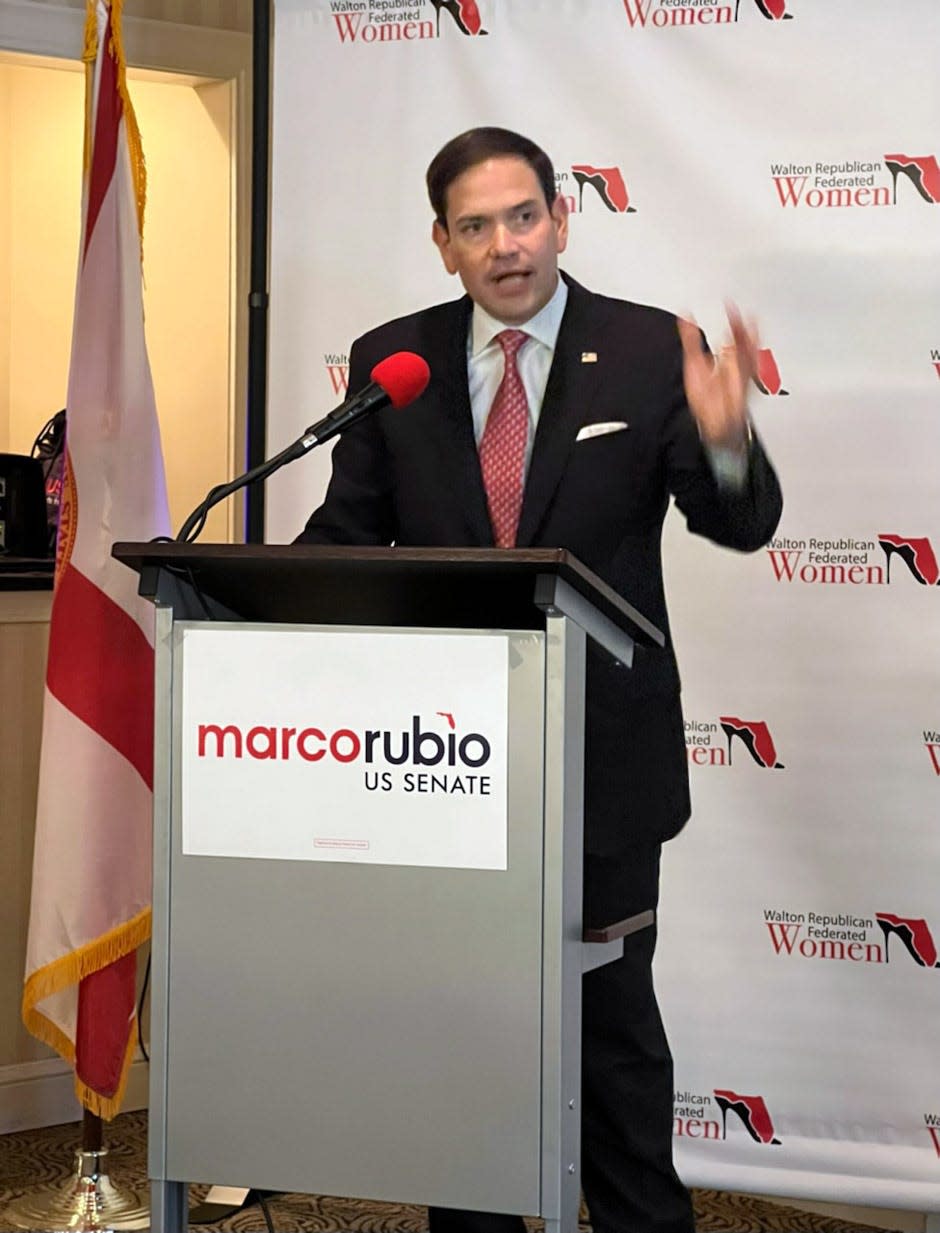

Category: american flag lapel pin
[581, 351, 598, 363]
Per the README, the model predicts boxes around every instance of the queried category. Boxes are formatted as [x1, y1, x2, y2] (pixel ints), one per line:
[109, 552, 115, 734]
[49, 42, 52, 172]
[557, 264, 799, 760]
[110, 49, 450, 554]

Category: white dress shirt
[467, 277, 568, 474]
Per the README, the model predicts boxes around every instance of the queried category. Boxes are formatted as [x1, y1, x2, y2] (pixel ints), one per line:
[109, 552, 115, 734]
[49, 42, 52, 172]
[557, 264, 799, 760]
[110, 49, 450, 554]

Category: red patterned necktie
[479, 329, 530, 548]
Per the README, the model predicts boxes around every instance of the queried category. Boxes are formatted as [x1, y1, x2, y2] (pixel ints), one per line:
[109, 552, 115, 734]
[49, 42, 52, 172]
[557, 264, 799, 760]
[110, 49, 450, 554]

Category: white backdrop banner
[266, 0, 940, 1208]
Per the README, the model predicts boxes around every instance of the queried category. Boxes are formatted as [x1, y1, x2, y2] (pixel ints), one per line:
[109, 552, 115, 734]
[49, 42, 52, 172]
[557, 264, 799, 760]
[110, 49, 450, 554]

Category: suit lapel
[421, 296, 494, 545]
[516, 276, 609, 547]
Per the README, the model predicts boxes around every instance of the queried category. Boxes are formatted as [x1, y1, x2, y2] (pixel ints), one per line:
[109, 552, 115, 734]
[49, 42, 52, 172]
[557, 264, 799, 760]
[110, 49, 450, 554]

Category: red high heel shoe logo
[875, 914, 940, 969]
[719, 718, 784, 768]
[883, 154, 940, 205]
[713, 1090, 782, 1145]
[431, 0, 487, 37]
[877, 535, 940, 586]
[570, 165, 635, 214]
[755, 348, 788, 396]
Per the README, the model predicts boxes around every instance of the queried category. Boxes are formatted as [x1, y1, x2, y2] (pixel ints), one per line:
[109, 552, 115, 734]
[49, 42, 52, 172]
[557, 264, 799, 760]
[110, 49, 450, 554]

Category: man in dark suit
[297, 128, 782, 1233]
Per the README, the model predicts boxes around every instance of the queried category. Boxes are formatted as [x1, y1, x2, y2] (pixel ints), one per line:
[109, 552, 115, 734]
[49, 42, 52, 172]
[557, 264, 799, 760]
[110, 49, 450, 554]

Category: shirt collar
[470, 274, 569, 358]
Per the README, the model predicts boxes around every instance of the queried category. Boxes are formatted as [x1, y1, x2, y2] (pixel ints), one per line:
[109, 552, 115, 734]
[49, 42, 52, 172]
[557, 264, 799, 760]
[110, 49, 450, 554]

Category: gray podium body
[113, 544, 663, 1233]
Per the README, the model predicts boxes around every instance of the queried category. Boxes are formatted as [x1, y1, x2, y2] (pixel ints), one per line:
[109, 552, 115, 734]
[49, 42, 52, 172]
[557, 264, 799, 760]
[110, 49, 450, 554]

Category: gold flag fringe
[82, 0, 97, 63]
[22, 906, 151, 1011]
[83, 0, 147, 247]
[22, 907, 151, 1119]
[82, 1, 97, 178]
[76, 1025, 139, 1121]
[109, 0, 148, 245]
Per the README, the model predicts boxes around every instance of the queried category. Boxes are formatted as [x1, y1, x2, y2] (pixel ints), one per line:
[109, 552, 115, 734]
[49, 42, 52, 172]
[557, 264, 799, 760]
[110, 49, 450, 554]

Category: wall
[0, 57, 234, 540]
[18, 0, 251, 33]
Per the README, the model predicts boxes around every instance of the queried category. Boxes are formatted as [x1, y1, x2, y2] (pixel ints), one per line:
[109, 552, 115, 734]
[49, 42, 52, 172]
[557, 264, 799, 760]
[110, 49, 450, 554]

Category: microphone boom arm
[174, 351, 429, 543]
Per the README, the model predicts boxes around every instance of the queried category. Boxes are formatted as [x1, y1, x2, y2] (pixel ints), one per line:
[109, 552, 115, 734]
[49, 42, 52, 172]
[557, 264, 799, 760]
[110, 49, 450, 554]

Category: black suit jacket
[297, 274, 782, 856]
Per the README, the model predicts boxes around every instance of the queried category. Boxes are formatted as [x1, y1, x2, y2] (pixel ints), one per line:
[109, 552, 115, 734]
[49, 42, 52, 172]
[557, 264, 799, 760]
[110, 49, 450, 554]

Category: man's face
[432, 156, 569, 325]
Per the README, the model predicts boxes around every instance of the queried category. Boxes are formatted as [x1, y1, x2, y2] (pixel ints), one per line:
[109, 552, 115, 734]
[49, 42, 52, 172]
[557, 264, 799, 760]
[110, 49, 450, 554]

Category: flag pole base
[3, 1148, 149, 1232]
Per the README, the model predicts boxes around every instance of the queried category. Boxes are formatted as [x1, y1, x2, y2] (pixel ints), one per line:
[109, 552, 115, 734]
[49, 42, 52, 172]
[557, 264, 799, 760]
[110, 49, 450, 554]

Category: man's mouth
[493, 271, 531, 286]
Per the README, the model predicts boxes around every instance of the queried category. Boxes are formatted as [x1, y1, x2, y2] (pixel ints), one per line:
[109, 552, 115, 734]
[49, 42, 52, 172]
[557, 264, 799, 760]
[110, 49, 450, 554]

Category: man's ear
[432, 219, 458, 275]
[551, 193, 570, 255]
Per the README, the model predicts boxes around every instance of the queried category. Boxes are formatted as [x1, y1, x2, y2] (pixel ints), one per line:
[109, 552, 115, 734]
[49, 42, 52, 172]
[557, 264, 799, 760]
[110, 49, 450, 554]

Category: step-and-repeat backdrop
[265, 0, 940, 1209]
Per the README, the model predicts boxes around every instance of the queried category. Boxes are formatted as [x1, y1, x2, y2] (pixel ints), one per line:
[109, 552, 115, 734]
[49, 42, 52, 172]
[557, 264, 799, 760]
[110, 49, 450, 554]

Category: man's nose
[489, 221, 518, 256]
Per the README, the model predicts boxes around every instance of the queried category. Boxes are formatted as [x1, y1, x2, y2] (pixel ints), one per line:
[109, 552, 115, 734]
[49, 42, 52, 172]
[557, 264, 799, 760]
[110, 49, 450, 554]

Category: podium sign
[180, 625, 511, 869]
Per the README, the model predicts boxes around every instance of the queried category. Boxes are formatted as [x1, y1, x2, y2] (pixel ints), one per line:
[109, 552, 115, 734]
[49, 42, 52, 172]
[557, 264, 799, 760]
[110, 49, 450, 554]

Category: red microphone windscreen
[370, 351, 430, 409]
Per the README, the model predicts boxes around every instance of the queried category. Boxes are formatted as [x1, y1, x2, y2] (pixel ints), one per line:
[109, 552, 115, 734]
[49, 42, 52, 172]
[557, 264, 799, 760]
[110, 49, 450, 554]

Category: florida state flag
[22, 0, 170, 1119]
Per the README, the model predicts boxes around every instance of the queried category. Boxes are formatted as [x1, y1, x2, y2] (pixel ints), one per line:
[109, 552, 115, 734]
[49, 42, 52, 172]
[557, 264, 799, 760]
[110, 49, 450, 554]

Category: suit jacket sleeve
[659, 331, 782, 553]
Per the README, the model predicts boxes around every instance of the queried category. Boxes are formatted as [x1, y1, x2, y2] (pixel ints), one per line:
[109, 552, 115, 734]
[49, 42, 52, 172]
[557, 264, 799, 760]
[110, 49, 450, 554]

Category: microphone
[299, 351, 430, 448]
[174, 351, 430, 543]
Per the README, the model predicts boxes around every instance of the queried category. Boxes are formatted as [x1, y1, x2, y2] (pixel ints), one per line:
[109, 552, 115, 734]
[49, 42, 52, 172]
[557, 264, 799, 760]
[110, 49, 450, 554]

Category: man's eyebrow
[454, 198, 540, 226]
[503, 198, 539, 215]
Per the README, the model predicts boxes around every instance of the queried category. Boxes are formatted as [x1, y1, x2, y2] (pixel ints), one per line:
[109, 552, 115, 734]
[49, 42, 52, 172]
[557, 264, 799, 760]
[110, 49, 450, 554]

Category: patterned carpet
[0, 1111, 897, 1232]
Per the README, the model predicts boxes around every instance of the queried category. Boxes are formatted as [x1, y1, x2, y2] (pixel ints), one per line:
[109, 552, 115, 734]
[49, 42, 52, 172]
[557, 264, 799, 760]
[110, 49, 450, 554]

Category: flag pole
[83, 1110, 103, 1153]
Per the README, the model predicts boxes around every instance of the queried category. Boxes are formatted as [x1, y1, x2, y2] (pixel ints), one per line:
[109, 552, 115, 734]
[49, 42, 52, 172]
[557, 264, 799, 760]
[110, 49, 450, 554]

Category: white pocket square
[576, 421, 629, 442]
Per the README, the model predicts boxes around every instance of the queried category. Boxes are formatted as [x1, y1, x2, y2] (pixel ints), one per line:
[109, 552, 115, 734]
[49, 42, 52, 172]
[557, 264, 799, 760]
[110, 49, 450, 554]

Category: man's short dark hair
[426, 127, 557, 227]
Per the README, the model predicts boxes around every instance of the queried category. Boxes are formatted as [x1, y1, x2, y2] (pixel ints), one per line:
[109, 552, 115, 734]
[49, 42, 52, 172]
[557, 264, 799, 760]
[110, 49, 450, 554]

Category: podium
[113, 544, 663, 1233]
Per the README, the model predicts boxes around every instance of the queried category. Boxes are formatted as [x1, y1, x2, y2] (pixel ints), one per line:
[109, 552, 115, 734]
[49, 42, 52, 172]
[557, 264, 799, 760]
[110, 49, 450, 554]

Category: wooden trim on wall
[0, 1054, 149, 1135]
[1, 1, 250, 79]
